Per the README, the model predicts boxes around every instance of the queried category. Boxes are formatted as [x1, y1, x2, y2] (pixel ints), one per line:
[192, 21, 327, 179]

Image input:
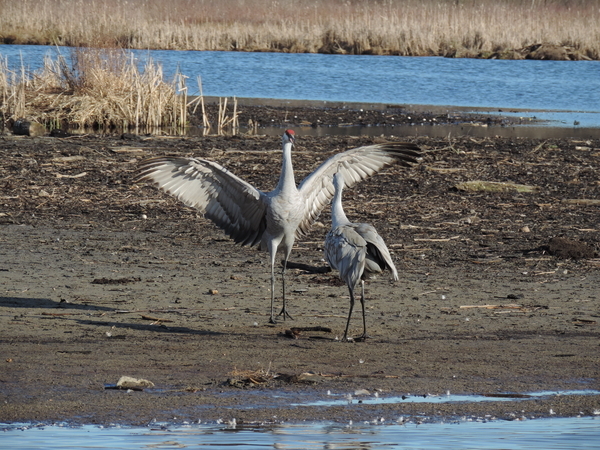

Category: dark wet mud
[0, 106, 599, 426]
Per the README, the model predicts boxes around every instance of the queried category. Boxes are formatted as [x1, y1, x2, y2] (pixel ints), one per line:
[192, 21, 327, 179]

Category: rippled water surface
[1, 45, 599, 127]
[3, 418, 600, 450]
[297, 390, 600, 407]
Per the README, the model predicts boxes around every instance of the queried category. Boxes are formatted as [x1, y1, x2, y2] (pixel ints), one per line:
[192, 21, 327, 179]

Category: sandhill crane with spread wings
[136, 130, 419, 323]
[324, 172, 399, 341]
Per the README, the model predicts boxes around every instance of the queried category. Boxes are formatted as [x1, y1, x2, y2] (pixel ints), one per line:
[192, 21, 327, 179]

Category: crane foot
[354, 333, 370, 342]
[276, 307, 293, 321]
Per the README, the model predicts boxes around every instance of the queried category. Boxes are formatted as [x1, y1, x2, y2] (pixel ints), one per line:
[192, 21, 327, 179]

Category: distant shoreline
[1, 0, 598, 60]
[198, 96, 589, 115]
[196, 97, 600, 139]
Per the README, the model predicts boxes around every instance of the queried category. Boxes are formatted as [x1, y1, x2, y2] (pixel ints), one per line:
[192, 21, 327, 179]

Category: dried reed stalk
[195, 75, 239, 135]
[198, 77, 210, 129]
[0, 47, 189, 132]
[216, 97, 239, 134]
[0, 56, 27, 122]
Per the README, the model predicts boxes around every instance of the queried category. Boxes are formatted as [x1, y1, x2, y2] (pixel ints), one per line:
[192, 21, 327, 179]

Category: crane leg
[269, 261, 277, 324]
[277, 258, 293, 320]
[356, 280, 369, 342]
[343, 286, 355, 341]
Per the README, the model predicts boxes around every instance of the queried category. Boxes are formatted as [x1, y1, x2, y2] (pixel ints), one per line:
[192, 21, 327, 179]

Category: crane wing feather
[352, 223, 399, 281]
[297, 142, 420, 237]
[324, 225, 367, 289]
[136, 157, 267, 247]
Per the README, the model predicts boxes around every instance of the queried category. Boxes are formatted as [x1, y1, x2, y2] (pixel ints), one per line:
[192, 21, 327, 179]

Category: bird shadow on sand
[72, 318, 226, 336]
[0, 296, 226, 335]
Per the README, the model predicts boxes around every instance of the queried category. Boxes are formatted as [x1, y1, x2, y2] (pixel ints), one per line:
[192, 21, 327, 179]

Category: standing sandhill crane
[136, 130, 419, 323]
[324, 172, 399, 341]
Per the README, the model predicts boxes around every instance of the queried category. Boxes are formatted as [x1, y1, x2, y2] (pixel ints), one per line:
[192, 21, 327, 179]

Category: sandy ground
[0, 108, 599, 426]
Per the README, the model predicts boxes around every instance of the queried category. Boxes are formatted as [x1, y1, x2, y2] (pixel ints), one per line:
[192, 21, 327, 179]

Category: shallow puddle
[298, 389, 600, 407]
[2, 417, 600, 449]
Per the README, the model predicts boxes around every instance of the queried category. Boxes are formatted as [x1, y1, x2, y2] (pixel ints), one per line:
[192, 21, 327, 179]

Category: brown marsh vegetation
[0, 47, 200, 132]
[0, 0, 598, 60]
[0, 48, 241, 133]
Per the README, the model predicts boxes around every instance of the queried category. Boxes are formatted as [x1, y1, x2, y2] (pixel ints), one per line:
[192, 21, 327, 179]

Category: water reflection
[2, 417, 599, 449]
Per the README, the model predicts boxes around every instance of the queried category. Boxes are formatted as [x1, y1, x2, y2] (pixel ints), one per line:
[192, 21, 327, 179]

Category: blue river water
[1, 45, 599, 127]
[2, 417, 600, 449]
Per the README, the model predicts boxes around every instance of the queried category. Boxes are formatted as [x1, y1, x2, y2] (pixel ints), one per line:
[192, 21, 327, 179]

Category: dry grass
[195, 78, 240, 135]
[228, 365, 275, 385]
[0, 47, 190, 131]
[0, 0, 598, 59]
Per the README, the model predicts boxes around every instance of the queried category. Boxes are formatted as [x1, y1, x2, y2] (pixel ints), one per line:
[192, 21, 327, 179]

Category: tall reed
[194, 77, 239, 135]
[0, 0, 598, 59]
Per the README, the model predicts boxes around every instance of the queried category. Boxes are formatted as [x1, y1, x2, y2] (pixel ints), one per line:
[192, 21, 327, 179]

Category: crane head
[283, 129, 295, 146]
[333, 171, 344, 191]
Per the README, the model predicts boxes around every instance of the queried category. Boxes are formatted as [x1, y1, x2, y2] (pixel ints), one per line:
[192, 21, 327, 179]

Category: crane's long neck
[276, 142, 297, 194]
[331, 181, 351, 228]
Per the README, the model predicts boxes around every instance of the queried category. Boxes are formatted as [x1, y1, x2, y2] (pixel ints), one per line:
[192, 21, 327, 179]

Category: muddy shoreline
[0, 105, 599, 426]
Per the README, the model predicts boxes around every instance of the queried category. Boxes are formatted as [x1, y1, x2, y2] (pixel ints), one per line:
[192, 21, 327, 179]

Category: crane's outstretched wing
[136, 157, 267, 246]
[297, 142, 421, 236]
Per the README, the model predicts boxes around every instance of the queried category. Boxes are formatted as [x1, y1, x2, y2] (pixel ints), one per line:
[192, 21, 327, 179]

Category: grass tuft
[0, 47, 190, 132]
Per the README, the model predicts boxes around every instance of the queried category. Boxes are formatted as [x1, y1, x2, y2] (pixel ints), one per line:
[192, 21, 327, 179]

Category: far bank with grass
[0, 0, 598, 60]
